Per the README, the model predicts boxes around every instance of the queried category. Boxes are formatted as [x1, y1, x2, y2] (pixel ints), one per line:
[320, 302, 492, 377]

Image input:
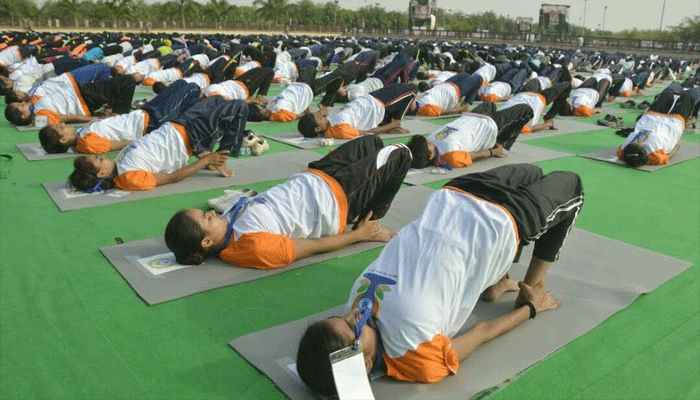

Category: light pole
[602, 6, 607, 30]
[334, 0, 339, 26]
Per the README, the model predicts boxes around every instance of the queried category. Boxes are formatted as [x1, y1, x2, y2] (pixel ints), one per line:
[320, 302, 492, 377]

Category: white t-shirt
[621, 112, 684, 162]
[274, 61, 299, 81]
[77, 109, 148, 145]
[416, 83, 460, 115]
[474, 64, 497, 84]
[183, 73, 211, 89]
[571, 88, 599, 110]
[203, 80, 248, 100]
[346, 77, 383, 102]
[114, 122, 189, 179]
[345, 188, 518, 382]
[428, 71, 457, 86]
[32, 74, 89, 123]
[125, 58, 160, 75]
[535, 76, 552, 90]
[429, 113, 498, 167]
[478, 81, 512, 101]
[143, 68, 183, 85]
[0, 46, 21, 66]
[500, 92, 545, 128]
[325, 94, 386, 138]
[190, 53, 210, 68]
[266, 82, 314, 118]
[235, 61, 261, 76]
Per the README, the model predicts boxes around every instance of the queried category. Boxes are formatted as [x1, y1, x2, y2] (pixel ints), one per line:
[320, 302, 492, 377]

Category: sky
[229, 0, 698, 32]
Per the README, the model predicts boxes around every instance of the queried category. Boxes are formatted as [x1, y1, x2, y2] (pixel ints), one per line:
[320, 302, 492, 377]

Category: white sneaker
[206, 189, 257, 213]
[250, 138, 270, 156]
[241, 132, 258, 148]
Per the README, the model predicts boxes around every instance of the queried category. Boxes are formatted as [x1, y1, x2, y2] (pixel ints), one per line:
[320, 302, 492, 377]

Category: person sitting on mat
[617, 91, 696, 167]
[296, 163, 584, 396]
[406, 101, 533, 169]
[68, 95, 249, 192]
[297, 83, 417, 139]
[163, 135, 411, 269]
[39, 79, 202, 154]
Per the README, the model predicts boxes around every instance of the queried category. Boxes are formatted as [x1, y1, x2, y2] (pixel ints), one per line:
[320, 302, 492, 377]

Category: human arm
[438, 103, 470, 116]
[108, 140, 131, 152]
[153, 150, 230, 186]
[360, 119, 406, 135]
[666, 143, 680, 160]
[469, 144, 507, 162]
[59, 114, 100, 123]
[452, 281, 560, 360]
[292, 211, 396, 261]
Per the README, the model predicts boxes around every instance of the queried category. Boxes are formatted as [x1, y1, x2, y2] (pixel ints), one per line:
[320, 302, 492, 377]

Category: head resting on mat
[39, 122, 76, 154]
[5, 102, 33, 126]
[298, 108, 330, 138]
[622, 142, 648, 167]
[69, 155, 117, 192]
[297, 310, 379, 397]
[407, 134, 435, 169]
[165, 209, 227, 265]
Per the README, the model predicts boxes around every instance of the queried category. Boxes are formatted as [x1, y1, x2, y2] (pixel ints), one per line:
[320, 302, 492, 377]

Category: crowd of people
[2, 29, 698, 397]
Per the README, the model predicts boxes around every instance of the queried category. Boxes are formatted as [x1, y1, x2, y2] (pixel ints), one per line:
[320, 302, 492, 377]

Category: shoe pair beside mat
[598, 114, 624, 128]
[206, 188, 259, 213]
[620, 100, 636, 108]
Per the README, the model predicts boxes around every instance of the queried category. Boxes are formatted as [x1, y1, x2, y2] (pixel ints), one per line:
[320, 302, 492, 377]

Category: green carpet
[1, 79, 698, 399]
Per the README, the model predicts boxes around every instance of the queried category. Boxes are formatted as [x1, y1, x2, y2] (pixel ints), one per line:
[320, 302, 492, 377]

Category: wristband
[524, 301, 536, 319]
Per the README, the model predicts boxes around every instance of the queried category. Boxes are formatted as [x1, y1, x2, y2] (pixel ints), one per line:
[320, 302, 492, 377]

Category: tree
[253, 0, 291, 25]
[673, 16, 700, 42]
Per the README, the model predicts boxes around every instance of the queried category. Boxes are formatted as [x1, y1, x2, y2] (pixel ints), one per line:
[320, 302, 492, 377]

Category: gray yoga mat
[404, 142, 572, 185]
[518, 118, 606, 141]
[262, 119, 440, 149]
[17, 143, 80, 161]
[578, 140, 700, 171]
[42, 149, 320, 211]
[99, 185, 435, 305]
[229, 227, 692, 400]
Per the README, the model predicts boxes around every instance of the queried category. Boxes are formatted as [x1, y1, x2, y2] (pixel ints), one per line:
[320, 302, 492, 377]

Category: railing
[2, 18, 698, 54]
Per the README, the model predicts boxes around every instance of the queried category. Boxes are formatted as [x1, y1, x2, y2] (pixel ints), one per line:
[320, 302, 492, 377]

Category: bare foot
[482, 273, 519, 302]
[389, 127, 409, 134]
[544, 120, 557, 130]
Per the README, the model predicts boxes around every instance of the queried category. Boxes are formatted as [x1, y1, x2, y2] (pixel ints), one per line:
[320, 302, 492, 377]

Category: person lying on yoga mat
[39, 79, 202, 154]
[296, 164, 584, 396]
[68, 96, 249, 192]
[618, 91, 696, 167]
[406, 102, 533, 169]
[297, 83, 417, 139]
[164, 135, 411, 269]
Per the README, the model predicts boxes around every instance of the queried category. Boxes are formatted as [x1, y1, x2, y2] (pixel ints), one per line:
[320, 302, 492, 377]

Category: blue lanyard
[433, 147, 453, 171]
[220, 196, 267, 249]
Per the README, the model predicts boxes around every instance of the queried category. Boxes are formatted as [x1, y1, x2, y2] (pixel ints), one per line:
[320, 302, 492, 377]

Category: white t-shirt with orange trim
[142, 68, 183, 86]
[474, 64, 496, 84]
[325, 94, 385, 139]
[32, 73, 89, 124]
[203, 80, 248, 100]
[345, 187, 518, 383]
[274, 61, 299, 81]
[416, 83, 460, 116]
[101, 53, 124, 67]
[235, 61, 261, 77]
[220, 170, 347, 269]
[428, 71, 457, 86]
[571, 88, 599, 116]
[619, 112, 684, 164]
[535, 76, 552, 90]
[183, 73, 210, 89]
[346, 77, 383, 102]
[429, 113, 498, 167]
[619, 78, 634, 96]
[478, 81, 511, 102]
[75, 109, 148, 154]
[0, 46, 21, 65]
[591, 70, 612, 84]
[114, 55, 137, 71]
[266, 82, 313, 121]
[190, 53, 210, 68]
[500, 92, 545, 129]
[112, 122, 190, 190]
[125, 58, 160, 75]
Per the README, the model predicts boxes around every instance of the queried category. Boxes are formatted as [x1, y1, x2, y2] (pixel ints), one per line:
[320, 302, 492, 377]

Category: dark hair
[5, 91, 24, 105]
[622, 142, 648, 167]
[407, 135, 431, 168]
[247, 103, 265, 122]
[4, 103, 31, 126]
[152, 81, 167, 94]
[0, 65, 9, 77]
[415, 71, 428, 80]
[38, 125, 70, 153]
[0, 78, 11, 96]
[69, 156, 116, 191]
[418, 81, 431, 93]
[298, 113, 320, 138]
[296, 320, 350, 397]
[164, 210, 209, 265]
